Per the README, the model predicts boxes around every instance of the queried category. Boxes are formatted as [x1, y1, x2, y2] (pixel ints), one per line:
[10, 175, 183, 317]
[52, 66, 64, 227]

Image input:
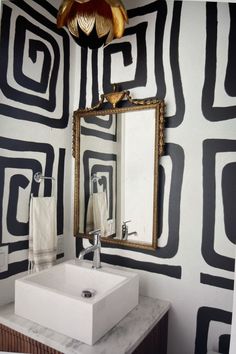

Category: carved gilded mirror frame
[73, 89, 165, 250]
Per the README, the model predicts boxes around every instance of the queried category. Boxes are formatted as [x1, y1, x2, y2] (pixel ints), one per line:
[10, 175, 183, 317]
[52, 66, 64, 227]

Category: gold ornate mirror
[73, 88, 165, 250]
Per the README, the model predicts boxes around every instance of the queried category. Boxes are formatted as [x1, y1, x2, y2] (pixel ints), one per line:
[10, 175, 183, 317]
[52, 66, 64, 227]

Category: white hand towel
[29, 196, 57, 272]
[92, 192, 109, 237]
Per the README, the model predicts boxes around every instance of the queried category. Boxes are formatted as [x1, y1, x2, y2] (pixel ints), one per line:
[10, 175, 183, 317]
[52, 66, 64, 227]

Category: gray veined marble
[0, 296, 170, 354]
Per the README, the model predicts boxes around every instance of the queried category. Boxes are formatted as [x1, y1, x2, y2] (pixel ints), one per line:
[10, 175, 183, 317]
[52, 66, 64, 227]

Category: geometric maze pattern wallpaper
[1, 0, 236, 353]
[76, 1, 236, 353]
[0, 0, 69, 287]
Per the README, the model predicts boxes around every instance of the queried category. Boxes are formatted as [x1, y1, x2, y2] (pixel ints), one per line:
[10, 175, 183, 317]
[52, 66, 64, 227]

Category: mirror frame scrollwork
[73, 88, 165, 250]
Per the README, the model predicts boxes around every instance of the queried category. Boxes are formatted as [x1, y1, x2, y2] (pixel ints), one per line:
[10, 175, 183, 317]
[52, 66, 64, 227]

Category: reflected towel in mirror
[86, 192, 109, 237]
[86, 195, 94, 233]
[29, 196, 57, 272]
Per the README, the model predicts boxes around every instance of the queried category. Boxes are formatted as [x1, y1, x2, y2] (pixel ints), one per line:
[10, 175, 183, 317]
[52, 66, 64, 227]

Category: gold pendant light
[57, 0, 128, 49]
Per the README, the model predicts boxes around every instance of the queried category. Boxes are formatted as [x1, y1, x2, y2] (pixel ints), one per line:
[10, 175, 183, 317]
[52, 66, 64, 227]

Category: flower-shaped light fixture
[57, 0, 128, 49]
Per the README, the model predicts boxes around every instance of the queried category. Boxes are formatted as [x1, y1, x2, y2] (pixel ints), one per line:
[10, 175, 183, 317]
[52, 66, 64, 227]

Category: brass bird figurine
[57, 0, 128, 48]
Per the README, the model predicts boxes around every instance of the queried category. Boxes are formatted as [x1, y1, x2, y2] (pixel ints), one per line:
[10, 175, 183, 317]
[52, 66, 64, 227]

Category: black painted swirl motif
[0, 1, 70, 127]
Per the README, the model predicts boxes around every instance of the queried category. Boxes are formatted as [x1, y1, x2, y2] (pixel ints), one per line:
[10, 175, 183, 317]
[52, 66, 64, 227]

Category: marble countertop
[0, 296, 170, 354]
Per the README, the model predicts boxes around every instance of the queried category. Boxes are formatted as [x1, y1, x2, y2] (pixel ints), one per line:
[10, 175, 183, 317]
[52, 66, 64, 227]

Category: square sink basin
[15, 260, 139, 345]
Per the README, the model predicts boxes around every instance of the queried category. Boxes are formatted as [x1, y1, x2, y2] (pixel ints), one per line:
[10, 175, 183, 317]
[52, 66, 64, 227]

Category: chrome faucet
[78, 229, 101, 269]
[122, 220, 137, 240]
[122, 220, 131, 240]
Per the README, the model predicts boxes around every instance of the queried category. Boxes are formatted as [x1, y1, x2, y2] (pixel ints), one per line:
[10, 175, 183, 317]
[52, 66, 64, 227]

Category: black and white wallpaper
[75, 1, 236, 353]
[0, 0, 73, 304]
[1, 0, 236, 353]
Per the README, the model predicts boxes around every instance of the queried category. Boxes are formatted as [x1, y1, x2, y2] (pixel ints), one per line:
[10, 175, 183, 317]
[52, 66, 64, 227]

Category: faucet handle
[89, 229, 101, 243]
[89, 229, 101, 236]
[122, 220, 131, 225]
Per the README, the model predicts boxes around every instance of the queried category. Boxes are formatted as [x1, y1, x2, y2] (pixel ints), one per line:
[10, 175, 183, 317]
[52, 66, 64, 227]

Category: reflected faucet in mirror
[122, 220, 137, 240]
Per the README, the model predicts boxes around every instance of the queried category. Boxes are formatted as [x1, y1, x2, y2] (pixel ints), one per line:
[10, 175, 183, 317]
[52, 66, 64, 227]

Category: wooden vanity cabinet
[0, 323, 62, 354]
[0, 312, 168, 354]
[132, 312, 168, 354]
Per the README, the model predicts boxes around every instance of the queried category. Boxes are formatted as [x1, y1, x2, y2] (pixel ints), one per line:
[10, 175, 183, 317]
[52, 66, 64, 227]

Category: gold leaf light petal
[77, 12, 96, 36]
[67, 15, 80, 37]
[119, 4, 128, 23]
[57, 0, 74, 27]
[104, 0, 128, 22]
[110, 6, 125, 38]
[95, 14, 112, 38]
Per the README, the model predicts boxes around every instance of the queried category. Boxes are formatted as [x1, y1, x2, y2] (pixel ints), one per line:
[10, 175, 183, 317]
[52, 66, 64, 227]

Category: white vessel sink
[15, 260, 139, 345]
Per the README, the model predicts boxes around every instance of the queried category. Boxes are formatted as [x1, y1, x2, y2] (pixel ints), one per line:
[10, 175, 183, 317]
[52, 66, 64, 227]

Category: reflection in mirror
[78, 113, 117, 239]
[116, 110, 155, 243]
[73, 94, 164, 250]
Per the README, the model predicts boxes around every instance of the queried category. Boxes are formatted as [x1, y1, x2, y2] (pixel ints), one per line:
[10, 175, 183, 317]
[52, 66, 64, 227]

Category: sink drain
[81, 289, 96, 298]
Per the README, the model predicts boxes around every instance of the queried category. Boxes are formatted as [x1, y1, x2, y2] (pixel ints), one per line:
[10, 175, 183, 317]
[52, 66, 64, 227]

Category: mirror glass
[73, 98, 164, 250]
